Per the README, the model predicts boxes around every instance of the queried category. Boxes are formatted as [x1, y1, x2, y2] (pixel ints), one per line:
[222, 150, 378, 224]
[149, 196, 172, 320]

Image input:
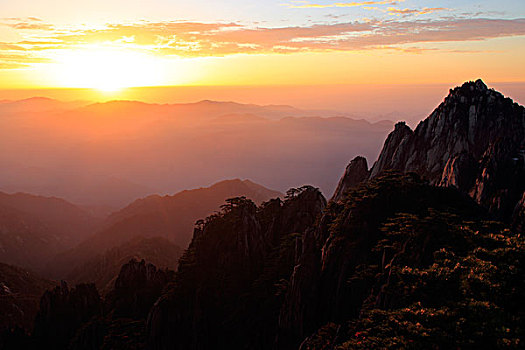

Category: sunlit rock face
[367, 79, 525, 222]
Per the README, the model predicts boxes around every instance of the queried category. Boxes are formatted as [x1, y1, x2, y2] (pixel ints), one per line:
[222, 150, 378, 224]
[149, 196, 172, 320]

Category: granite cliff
[333, 80, 525, 225]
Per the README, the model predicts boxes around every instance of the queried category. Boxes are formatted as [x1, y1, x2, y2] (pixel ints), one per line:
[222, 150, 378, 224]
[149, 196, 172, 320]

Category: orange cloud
[0, 17, 525, 68]
[387, 7, 448, 16]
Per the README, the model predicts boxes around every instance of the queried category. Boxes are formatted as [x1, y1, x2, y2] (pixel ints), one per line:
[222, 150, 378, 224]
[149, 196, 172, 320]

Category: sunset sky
[1, 0, 524, 97]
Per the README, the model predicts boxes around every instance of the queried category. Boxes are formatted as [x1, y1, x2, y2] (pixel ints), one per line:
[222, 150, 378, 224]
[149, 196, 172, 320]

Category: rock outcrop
[344, 79, 524, 223]
[107, 258, 174, 319]
[25, 259, 174, 350]
[331, 156, 369, 202]
[66, 237, 181, 294]
[368, 121, 413, 179]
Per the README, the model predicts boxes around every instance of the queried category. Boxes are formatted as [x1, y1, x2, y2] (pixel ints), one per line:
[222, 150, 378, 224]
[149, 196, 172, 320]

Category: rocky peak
[368, 122, 413, 178]
[108, 259, 173, 319]
[358, 80, 525, 223]
[114, 258, 167, 291]
[331, 156, 369, 202]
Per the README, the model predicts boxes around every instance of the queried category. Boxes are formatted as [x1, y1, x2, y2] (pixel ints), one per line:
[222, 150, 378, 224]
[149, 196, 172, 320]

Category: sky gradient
[0, 0, 524, 91]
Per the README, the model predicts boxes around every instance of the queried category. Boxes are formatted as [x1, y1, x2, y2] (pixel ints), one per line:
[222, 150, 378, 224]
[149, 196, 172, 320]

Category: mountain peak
[474, 78, 488, 90]
[332, 156, 369, 202]
[394, 120, 411, 131]
[444, 79, 500, 107]
[457, 79, 488, 92]
[341, 80, 524, 223]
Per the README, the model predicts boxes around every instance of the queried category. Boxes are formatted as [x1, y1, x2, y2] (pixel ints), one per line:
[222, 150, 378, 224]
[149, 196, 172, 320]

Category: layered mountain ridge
[48, 179, 282, 279]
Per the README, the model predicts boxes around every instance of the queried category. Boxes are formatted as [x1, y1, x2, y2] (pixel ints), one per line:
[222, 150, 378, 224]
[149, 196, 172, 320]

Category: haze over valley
[0, 97, 393, 208]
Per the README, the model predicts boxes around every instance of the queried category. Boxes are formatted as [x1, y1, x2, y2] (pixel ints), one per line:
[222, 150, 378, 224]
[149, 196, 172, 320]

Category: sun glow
[53, 47, 164, 92]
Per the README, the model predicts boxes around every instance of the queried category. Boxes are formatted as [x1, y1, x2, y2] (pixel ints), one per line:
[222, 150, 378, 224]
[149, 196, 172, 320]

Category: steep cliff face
[331, 156, 369, 202]
[366, 80, 525, 222]
[368, 122, 413, 179]
[147, 189, 325, 350]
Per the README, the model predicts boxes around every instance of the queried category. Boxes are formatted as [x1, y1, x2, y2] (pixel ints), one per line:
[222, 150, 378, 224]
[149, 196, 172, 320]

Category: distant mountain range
[0, 98, 392, 207]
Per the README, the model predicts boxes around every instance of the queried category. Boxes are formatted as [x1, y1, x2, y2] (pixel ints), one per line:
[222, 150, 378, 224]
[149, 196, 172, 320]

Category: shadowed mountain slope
[0, 192, 100, 275]
[0, 263, 56, 331]
[48, 179, 282, 278]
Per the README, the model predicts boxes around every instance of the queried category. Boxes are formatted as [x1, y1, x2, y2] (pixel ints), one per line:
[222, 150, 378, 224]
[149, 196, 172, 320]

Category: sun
[53, 47, 163, 92]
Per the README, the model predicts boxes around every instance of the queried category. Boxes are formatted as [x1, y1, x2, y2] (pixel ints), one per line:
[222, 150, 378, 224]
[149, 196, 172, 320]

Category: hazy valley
[0, 98, 392, 208]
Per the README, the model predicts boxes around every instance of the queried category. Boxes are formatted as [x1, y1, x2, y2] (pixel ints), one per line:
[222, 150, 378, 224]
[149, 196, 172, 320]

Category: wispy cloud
[0, 17, 54, 30]
[387, 7, 448, 16]
[0, 17, 524, 68]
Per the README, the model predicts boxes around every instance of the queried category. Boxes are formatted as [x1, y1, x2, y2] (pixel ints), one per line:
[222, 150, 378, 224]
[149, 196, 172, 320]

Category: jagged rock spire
[331, 156, 369, 202]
